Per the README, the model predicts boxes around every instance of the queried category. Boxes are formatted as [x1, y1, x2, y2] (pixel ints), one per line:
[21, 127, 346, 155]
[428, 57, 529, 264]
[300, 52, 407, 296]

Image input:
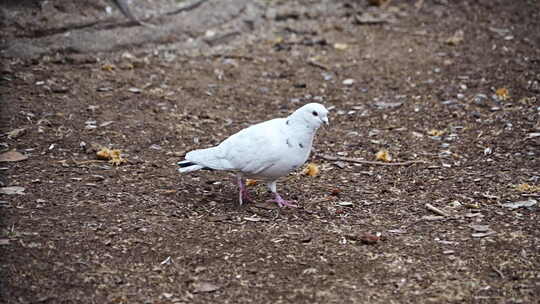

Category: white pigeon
[178, 103, 329, 207]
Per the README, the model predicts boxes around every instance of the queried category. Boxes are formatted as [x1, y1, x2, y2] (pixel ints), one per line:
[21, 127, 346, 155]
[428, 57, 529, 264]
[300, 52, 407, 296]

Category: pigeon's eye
[312, 111, 318, 116]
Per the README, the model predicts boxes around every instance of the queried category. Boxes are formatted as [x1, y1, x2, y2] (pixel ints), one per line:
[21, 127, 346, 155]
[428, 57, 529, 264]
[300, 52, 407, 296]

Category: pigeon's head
[292, 103, 329, 129]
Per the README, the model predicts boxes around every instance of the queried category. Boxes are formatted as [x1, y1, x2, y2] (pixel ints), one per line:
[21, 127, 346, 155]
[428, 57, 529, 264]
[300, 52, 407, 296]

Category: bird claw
[240, 188, 253, 204]
[267, 193, 298, 208]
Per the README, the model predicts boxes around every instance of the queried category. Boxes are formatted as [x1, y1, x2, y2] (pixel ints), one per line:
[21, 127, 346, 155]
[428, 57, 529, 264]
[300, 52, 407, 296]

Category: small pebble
[342, 79, 355, 86]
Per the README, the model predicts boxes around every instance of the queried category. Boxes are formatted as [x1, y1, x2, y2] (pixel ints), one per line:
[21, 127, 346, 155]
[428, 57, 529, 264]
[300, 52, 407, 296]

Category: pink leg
[236, 175, 252, 205]
[267, 192, 298, 208]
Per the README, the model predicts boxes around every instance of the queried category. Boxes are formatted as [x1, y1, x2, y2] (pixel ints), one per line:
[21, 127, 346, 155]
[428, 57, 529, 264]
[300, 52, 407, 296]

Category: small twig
[307, 60, 329, 71]
[425, 203, 449, 217]
[319, 154, 426, 166]
[72, 160, 106, 165]
[166, 0, 210, 15]
[491, 265, 505, 279]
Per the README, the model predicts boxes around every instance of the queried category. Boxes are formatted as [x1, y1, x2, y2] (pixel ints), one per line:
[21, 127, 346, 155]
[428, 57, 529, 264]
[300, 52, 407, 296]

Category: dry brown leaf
[0, 151, 28, 162]
[375, 150, 392, 162]
[302, 163, 320, 177]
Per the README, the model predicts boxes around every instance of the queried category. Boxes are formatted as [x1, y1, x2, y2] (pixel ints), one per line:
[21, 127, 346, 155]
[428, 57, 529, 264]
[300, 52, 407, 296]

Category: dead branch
[318, 154, 426, 166]
[425, 203, 449, 217]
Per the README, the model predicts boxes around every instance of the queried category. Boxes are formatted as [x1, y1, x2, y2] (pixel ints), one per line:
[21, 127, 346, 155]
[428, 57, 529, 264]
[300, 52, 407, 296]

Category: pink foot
[236, 176, 252, 205]
[267, 192, 298, 208]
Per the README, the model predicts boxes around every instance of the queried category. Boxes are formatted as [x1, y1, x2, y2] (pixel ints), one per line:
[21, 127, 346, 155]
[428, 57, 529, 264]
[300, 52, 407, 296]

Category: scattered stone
[502, 199, 537, 209]
[342, 78, 355, 86]
[0, 186, 26, 195]
[6, 128, 26, 139]
[373, 101, 403, 109]
[0, 151, 28, 162]
[192, 281, 220, 293]
[470, 224, 490, 232]
[354, 12, 393, 24]
[359, 233, 380, 245]
[471, 231, 496, 238]
[207, 215, 231, 222]
[422, 215, 445, 221]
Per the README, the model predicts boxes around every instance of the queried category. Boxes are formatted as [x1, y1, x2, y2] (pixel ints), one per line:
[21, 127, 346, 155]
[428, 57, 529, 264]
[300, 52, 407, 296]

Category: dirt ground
[1, 0, 539, 303]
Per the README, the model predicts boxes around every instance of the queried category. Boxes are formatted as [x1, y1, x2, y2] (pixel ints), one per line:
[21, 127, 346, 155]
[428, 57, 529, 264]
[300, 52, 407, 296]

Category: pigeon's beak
[322, 117, 329, 125]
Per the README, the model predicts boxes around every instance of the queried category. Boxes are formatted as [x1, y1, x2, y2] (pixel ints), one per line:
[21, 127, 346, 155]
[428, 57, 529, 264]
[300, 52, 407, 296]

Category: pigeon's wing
[218, 118, 287, 175]
[184, 118, 286, 173]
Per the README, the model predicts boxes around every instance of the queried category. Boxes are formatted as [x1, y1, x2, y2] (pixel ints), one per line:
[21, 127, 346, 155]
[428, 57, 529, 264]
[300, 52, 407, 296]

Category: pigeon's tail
[177, 160, 205, 173]
[178, 147, 228, 173]
[179, 147, 232, 172]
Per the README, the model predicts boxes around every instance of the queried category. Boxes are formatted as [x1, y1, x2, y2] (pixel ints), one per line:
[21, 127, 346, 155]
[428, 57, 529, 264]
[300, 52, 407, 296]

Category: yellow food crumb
[245, 179, 257, 186]
[375, 150, 392, 162]
[101, 64, 116, 72]
[515, 183, 540, 193]
[302, 163, 320, 177]
[428, 129, 445, 137]
[495, 88, 510, 100]
[96, 148, 126, 166]
[333, 43, 349, 51]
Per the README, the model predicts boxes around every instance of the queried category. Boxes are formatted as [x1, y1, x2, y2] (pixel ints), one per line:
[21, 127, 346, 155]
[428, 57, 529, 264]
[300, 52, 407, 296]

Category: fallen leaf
[7, 128, 25, 139]
[0, 151, 28, 162]
[192, 281, 220, 293]
[337, 201, 353, 206]
[302, 163, 320, 177]
[0, 239, 10, 245]
[0, 186, 26, 195]
[375, 150, 392, 162]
